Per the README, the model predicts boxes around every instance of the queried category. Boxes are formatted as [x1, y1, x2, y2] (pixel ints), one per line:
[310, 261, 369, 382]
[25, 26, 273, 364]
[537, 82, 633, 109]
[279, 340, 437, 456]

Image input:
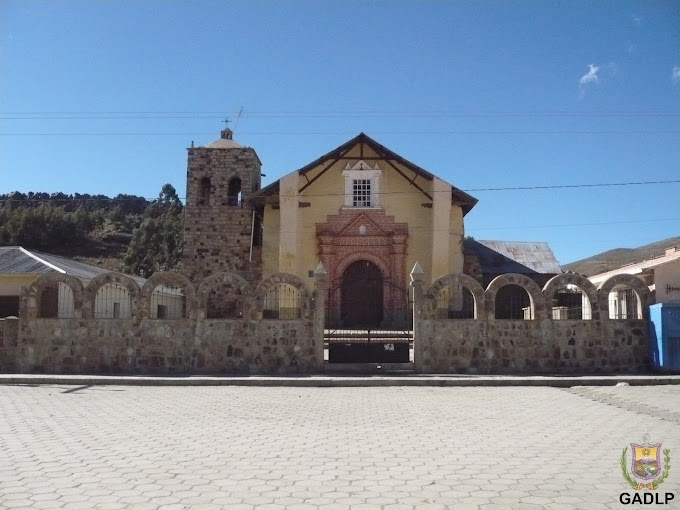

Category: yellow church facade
[182, 130, 476, 329]
[184, 129, 477, 327]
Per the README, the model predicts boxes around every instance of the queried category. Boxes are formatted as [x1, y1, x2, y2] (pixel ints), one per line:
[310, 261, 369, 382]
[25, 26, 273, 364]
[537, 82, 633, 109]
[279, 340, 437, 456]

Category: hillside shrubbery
[0, 185, 184, 277]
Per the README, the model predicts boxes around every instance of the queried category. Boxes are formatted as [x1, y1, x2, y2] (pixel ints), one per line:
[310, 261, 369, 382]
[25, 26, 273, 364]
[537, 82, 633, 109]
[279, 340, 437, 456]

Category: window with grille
[552, 285, 592, 320]
[352, 179, 372, 207]
[150, 285, 186, 319]
[342, 160, 380, 208]
[263, 283, 301, 319]
[494, 284, 533, 320]
[608, 286, 641, 319]
[35, 283, 76, 318]
[436, 284, 476, 319]
[94, 283, 132, 319]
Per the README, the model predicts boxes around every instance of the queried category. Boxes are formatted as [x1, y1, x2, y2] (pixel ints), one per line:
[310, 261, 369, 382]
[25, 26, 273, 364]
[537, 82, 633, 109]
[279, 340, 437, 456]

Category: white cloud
[632, 14, 642, 26]
[673, 66, 680, 85]
[579, 64, 600, 86]
[578, 64, 600, 97]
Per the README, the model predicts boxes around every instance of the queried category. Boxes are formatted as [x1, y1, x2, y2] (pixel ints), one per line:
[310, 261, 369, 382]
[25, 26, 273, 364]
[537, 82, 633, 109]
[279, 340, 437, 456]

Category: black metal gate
[324, 271, 413, 364]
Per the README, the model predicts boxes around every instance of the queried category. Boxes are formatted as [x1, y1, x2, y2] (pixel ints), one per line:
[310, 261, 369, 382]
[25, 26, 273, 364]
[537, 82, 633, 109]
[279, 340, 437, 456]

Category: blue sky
[1, 0, 679, 265]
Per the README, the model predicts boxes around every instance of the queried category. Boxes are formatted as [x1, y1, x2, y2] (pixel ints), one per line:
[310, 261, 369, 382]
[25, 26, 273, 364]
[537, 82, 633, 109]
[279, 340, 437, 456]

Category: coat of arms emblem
[620, 434, 671, 490]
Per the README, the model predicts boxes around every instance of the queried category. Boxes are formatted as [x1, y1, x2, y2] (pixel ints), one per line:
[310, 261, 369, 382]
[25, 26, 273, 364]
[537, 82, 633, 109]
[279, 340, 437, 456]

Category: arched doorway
[341, 260, 383, 327]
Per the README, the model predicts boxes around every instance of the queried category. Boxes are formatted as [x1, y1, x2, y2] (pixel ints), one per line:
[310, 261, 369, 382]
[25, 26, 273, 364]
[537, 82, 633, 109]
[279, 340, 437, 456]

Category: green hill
[0, 185, 183, 276]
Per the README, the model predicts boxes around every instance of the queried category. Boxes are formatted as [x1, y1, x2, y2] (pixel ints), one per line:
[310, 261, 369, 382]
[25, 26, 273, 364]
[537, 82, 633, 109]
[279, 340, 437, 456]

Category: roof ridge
[18, 247, 66, 274]
[477, 239, 551, 244]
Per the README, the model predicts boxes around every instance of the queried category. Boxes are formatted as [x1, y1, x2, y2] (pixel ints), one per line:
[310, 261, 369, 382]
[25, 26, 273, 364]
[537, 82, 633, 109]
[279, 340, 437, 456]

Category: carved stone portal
[316, 209, 409, 328]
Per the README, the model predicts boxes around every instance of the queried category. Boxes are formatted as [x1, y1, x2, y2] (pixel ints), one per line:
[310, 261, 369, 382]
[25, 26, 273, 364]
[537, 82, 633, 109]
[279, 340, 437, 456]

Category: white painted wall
[653, 259, 680, 303]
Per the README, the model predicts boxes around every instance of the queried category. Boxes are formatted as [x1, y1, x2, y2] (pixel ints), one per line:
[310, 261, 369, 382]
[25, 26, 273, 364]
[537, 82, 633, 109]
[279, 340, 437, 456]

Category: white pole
[249, 210, 255, 262]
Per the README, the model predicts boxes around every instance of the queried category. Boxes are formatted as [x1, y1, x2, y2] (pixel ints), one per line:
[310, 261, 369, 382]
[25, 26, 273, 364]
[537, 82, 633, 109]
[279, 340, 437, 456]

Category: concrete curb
[1, 374, 679, 387]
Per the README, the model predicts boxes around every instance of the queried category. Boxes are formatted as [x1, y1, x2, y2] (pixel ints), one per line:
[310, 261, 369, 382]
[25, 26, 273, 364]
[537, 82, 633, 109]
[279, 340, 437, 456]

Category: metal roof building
[466, 239, 562, 274]
[0, 246, 145, 285]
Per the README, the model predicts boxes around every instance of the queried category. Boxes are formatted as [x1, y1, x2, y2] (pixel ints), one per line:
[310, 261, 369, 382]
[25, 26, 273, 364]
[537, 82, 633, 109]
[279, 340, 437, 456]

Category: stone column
[410, 262, 425, 372]
[313, 262, 327, 369]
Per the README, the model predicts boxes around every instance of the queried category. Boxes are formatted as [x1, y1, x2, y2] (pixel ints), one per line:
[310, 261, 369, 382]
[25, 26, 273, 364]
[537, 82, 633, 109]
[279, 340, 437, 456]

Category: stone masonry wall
[183, 144, 262, 285]
[0, 270, 326, 375]
[0, 317, 18, 367]
[0, 269, 655, 375]
[412, 272, 652, 374]
[1, 318, 317, 375]
[416, 319, 649, 374]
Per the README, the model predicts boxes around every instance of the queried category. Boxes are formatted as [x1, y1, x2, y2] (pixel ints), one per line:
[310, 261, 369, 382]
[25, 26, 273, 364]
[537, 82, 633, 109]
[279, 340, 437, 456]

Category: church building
[182, 128, 480, 328]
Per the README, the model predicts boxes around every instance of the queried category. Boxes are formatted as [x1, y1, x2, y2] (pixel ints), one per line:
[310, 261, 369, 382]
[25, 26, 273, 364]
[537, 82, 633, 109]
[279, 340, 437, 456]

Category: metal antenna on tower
[233, 107, 245, 132]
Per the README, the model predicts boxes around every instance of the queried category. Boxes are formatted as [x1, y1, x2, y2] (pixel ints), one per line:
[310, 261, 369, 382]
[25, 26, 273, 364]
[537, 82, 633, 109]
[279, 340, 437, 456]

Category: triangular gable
[343, 160, 381, 172]
[249, 132, 478, 214]
[337, 213, 387, 237]
[316, 209, 408, 238]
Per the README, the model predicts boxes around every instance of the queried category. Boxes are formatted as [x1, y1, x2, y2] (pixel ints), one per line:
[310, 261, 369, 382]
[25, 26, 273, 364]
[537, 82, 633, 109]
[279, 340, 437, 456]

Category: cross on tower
[223, 117, 231, 128]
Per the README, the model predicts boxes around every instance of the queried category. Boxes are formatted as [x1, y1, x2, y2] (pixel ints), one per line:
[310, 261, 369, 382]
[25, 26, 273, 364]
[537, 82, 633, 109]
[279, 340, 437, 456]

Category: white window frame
[342, 160, 381, 208]
[352, 178, 372, 207]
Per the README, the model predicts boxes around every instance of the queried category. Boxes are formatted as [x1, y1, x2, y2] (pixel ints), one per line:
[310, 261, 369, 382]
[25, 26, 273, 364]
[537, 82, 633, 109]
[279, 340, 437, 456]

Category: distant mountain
[563, 236, 680, 276]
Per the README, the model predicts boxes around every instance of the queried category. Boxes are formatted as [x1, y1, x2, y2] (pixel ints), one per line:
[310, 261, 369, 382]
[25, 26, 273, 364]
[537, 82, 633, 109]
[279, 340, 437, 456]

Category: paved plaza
[0, 384, 678, 510]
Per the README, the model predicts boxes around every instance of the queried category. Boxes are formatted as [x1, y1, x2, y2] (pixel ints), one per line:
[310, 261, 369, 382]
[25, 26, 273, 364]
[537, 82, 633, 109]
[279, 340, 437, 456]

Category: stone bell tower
[182, 128, 262, 284]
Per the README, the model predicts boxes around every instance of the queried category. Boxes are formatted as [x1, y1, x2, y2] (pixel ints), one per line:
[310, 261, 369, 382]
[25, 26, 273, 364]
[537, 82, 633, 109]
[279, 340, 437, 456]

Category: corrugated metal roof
[466, 239, 561, 274]
[0, 246, 146, 285]
[0, 247, 53, 274]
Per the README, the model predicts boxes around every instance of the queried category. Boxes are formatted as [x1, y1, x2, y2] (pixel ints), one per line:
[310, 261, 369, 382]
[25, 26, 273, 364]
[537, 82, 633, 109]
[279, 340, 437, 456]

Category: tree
[123, 184, 184, 276]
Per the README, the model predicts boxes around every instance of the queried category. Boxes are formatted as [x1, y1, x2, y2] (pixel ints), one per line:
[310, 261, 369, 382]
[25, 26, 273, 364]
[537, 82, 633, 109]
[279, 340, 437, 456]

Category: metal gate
[324, 272, 413, 364]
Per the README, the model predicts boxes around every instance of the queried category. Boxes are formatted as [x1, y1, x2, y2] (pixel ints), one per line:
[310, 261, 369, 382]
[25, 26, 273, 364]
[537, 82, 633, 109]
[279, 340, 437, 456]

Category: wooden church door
[340, 260, 384, 328]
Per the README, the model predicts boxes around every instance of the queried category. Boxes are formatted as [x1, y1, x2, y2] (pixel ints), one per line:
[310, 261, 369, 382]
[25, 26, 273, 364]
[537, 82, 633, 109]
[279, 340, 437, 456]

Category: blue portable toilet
[648, 302, 680, 371]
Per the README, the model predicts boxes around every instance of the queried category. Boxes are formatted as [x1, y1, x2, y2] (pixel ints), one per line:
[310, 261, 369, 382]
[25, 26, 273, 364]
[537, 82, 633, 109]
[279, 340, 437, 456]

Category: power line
[465, 180, 680, 192]
[469, 218, 680, 230]
[1, 179, 678, 203]
[263, 217, 680, 233]
[2, 110, 679, 118]
[2, 130, 679, 136]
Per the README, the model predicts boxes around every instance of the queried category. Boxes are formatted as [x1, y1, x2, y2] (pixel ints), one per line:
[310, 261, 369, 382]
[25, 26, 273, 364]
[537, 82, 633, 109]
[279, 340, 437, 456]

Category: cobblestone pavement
[1, 385, 678, 510]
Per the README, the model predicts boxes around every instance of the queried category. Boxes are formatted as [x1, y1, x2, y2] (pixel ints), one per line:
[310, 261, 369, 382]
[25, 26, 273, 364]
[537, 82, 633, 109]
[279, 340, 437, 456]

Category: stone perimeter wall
[0, 270, 653, 375]
[0, 270, 326, 375]
[412, 272, 651, 374]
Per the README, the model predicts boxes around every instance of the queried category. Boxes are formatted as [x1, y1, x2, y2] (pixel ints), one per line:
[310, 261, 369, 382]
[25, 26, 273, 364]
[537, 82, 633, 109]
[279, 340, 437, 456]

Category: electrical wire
[1, 179, 678, 203]
[2, 130, 679, 136]
[2, 109, 679, 118]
